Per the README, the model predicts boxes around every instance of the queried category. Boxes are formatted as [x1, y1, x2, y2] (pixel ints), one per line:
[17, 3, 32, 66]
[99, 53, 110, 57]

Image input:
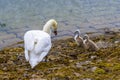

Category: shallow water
[0, 0, 120, 28]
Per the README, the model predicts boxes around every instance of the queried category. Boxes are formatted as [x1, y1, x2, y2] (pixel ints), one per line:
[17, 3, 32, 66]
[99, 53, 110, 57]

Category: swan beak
[54, 30, 57, 35]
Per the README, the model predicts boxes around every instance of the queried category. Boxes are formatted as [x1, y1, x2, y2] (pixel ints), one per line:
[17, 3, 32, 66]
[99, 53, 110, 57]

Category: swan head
[43, 19, 58, 35]
[51, 19, 57, 35]
[83, 34, 89, 40]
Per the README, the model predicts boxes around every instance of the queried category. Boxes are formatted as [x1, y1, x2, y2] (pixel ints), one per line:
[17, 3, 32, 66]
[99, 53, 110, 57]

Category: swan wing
[29, 41, 51, 68]
[24, 31, 35, 51]
[34, 36, 51, 54]
[24, 30, 52, 68]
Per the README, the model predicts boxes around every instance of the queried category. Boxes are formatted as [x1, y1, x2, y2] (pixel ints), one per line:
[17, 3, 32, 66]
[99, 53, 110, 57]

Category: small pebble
[90, 55, 97, 59]
[91, 66, 97, 72]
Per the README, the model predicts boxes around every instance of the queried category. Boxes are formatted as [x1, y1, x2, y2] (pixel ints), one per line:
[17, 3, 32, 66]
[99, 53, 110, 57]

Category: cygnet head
[74, 29, 81, 37]
[74, 29, 81, 41]
[83, 34, 99, 51]
[74, 29, 85, 47]
[83, 34, 89, 40]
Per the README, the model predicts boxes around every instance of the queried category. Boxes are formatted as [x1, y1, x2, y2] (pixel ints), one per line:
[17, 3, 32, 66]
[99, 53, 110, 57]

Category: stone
[0, 34, 16, 41]
[3, 38, 22, 44]
[90, 55, 97, 59]
[91, 66, 97, 72]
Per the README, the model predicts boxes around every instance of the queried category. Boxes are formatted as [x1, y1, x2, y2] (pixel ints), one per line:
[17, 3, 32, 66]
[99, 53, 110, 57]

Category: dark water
[0, 0, 120, 29]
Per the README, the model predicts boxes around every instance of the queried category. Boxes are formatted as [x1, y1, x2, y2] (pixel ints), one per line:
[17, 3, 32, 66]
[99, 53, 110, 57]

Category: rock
[114, 40, 120, 44]
[76, 62, 83, 68]
[7, 60, 14, 65]
[74, 72, 81, 77]
[96, 41, 113, 48]
[90, 55, 97, 59]
[69, 60, 74, 63]
[84, 61, 91, 64]
[91, 66, 97, 72]
[3, 67, 7, 71]
[83, 78, 92, 80]
[47, 55, 59, 61]
[104, 28, 120, 34]
[23, 73, 29, 78]
[76, 61, 92, 68]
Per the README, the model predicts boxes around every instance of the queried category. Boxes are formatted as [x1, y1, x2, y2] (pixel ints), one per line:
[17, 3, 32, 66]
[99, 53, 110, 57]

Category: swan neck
[43, 23, 52, 35]
[74, 34, 79, 41]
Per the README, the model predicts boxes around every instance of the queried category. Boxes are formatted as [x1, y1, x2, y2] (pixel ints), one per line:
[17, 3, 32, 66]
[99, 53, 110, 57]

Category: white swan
[24, 19, 57, 68]
[74, 29, 85, 48]
[83, 34, 99, 51]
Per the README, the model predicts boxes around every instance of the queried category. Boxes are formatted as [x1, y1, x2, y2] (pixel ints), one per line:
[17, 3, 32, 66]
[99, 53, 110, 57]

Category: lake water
[0, 0, 120, 29]
[0, 0, 120, 48]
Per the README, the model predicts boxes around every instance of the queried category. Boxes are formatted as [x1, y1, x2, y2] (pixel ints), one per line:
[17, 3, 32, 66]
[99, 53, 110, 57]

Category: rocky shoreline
[0, 30, 120, 80]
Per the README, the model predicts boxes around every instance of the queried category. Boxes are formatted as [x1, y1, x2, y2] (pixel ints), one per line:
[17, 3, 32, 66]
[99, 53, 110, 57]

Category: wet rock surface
[0, 18, 120, 50]
[0, 33, 120, 80]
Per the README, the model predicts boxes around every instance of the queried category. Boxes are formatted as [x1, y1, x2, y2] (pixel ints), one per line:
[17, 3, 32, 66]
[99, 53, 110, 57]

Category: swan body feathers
[24, 19, 57, 68]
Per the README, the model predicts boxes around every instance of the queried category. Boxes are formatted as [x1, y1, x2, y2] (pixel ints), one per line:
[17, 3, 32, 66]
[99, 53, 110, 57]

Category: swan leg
[42, 56, 49, 62]
[25, 49, 29, 61]
[38, 43, 51, 62]
[38, 51, 49, 62]
[45, 56, 49, 62]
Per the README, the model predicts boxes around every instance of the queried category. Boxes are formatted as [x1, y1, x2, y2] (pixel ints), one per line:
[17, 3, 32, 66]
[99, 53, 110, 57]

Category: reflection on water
[0, 0, 119, 29]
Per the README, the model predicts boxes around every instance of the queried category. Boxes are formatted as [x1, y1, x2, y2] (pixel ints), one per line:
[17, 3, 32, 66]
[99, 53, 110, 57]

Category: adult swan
[24, 19, 57, 68]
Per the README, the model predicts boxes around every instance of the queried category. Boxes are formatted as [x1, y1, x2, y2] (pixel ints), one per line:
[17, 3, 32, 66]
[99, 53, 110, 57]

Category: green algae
[94, 67, 105, 74]
[0, 33, 120, 79]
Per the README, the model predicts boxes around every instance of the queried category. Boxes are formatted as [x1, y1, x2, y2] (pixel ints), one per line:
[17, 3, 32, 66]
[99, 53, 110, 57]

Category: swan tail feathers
[24, 33, 36, 51]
